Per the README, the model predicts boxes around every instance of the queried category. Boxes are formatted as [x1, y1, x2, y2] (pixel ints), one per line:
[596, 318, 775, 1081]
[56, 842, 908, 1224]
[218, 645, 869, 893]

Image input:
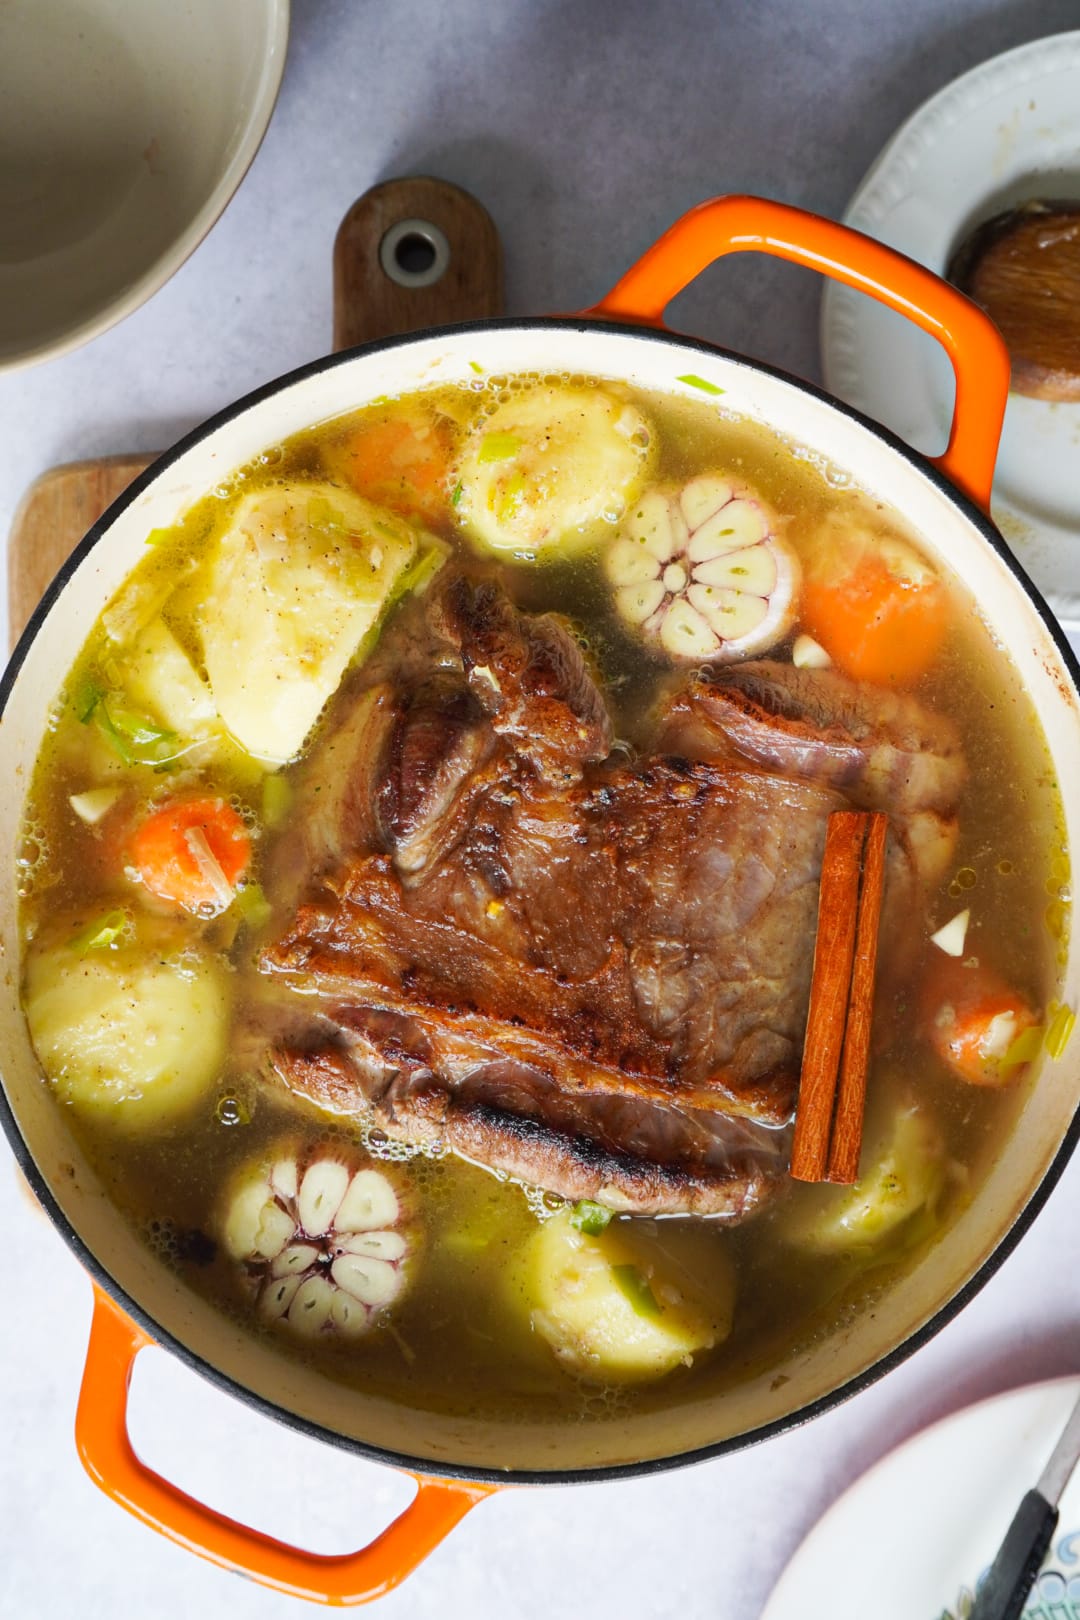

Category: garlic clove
[221, 1175, 275, 1260]
[297, 1159, 350, 1237]
[256, 1201, 296, 1260]
[659, 598, 719, 658]
[930, 908, 970, 957]
[669, 503, 690, 556]
[792, 633, 832, 669]
[271, 1241, 321, 1278]
[719, 539, 801, 658]
[689, 584, 769, 639]
[679, 475, 733, 530]
[270, 1158, 298, 1201]
[692, 543, 778, 595]
[605, 536, 661, 589]
[69, 786, 122, 825]
[336, 1168, 400, 1232]
[287, 1273, 336, 1336]
[688, 498, 768, 561]
[330, 1290, 372, 1337]
[614, 580, 666, 627]
[626, 490, 677, 564]
[331, 1252, 401, 1308]
[260, 1273, 302, 1321]
[338, 1229, 407, 1261]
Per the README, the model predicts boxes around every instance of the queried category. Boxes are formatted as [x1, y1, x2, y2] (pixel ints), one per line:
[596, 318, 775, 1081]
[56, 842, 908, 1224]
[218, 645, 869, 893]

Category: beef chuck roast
[260, 575, 964, 1218]
[658, 660, 967, 920]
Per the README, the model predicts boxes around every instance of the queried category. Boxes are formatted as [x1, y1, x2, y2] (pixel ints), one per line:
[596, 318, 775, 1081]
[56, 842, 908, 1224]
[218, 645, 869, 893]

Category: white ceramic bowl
[0, 0, 290, 371]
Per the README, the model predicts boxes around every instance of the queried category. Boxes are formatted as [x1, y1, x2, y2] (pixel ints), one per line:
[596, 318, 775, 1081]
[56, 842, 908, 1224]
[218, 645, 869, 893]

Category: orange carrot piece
[330, 412, 453, 525]
[801, 551, 947, 688]
[922, 957, 1040, 1087]
[130, 796, 250, 914]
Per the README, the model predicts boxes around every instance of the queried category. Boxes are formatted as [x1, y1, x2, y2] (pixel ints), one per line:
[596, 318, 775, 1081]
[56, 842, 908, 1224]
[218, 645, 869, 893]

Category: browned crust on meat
[262, 765, 811, 1128]
[432, 573, 612, 772]
[270, 1045, 776, 1219]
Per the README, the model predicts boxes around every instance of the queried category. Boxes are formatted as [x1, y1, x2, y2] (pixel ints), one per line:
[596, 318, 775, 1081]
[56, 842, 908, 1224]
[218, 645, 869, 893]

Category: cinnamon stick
[790, 811, 868, 1182]
[826, 812, 888, 1184]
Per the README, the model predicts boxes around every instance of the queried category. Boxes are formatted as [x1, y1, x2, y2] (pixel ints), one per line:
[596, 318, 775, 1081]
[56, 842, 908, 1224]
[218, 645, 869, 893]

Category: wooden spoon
[948, 199, 1080, 401]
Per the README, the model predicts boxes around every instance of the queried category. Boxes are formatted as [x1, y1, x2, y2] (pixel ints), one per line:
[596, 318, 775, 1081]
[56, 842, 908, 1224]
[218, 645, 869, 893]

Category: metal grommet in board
[378, 218, 452, 289]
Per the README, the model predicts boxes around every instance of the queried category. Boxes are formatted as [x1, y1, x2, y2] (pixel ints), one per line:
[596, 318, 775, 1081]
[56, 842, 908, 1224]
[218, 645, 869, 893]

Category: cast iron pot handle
[76, 1285, 494, 1606]
[586, 194, 1010, 513]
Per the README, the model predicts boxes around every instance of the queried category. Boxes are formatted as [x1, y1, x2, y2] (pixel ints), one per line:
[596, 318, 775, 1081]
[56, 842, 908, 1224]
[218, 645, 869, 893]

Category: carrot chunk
[329, 411, 453, 525]
[800, 534, 947, 688]
[130, 796, 250, 914]
[922, 957, 1040, 1087]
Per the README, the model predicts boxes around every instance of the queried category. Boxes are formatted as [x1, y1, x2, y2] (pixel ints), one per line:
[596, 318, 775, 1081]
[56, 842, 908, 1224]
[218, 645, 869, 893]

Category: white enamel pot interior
[2, 319, 1080, 1480]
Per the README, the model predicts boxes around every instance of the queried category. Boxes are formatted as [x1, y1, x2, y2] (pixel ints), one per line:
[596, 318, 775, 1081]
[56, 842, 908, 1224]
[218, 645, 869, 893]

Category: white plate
[762, 1377, 1080, 1620]
[821, 33, 1080, 629]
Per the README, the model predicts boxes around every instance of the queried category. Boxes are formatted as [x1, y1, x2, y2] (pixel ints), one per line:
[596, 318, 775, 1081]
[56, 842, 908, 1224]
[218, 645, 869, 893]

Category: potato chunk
[786, 1101, 946, 1256]
[197, 481, 426, 765]
[24, 926, 228, 1129]
[113, 617, 217, 738]
[524, 1210, 734, 1381]
[455, 385, 654, 558]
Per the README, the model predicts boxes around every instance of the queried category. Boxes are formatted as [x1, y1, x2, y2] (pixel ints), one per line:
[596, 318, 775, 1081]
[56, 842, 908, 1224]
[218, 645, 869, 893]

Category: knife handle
[970, 1490, 1059, 1620]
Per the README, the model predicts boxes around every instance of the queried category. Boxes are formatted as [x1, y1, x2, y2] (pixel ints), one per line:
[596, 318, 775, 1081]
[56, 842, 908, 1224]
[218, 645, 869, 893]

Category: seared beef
[658, 660, 967, 903]
[376, 678, 495, 876]
[431, 573, 612, 780]
[261, 576, 965, 1218]
[274, 1035, 784, 1218]
[658, 661, 965, 815]
[267, 755, 844, 1123]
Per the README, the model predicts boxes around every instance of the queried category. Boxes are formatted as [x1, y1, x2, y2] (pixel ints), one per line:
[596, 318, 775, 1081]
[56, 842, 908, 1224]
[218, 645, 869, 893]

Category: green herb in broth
[477, 431, 523, 462]
[676, 373, 726, 395]
[571, 1199, 614, 1236]
[71, 908, 129, 953]
[15, 369, 1072, 1432]
[1048, 1004, 1076, 1059]
[612, 1265, 663, 1319]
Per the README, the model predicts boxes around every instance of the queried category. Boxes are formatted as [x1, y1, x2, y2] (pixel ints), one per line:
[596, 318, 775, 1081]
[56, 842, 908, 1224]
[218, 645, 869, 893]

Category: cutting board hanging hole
[333, 176, 503, 350]
[380, 219, 451, 288]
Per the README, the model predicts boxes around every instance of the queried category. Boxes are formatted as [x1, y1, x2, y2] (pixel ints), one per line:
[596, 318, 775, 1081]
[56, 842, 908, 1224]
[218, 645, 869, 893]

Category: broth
[16, 371, 1071, 1428]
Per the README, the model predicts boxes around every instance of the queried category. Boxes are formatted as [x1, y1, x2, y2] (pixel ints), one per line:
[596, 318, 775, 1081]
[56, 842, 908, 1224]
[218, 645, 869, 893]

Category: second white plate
[762, 1377, 1080, 1620]
[821, 32, 1080, 628]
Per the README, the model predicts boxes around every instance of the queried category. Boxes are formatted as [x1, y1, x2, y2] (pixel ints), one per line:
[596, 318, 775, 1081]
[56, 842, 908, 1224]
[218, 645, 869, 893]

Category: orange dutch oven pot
[4, 196, 1078, 1606]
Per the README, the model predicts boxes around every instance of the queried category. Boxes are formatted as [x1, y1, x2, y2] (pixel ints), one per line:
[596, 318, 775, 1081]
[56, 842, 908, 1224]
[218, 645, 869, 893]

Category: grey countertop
[4, 2, 1080, 1616]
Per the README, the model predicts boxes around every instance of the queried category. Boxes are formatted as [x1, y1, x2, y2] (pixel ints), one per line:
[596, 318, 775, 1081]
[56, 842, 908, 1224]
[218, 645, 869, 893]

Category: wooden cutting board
[7, 177, 503, 653]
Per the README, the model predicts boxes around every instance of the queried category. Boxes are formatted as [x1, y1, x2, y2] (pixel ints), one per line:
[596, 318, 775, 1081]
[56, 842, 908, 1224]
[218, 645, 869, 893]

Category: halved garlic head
[454, 384, 654, 558]
[219, 1145, 413, 1339]
[605, 475, 800, 662]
